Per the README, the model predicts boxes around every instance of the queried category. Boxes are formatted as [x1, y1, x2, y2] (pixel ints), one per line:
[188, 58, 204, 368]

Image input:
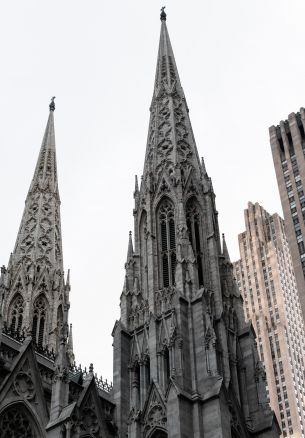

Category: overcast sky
[1, 0, 305, 380]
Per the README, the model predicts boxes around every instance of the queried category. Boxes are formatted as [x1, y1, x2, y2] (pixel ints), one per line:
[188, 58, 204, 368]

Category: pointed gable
[0, 340, 48, 429]
[73, 377, 112, 437]
[142, 381, 167, 437]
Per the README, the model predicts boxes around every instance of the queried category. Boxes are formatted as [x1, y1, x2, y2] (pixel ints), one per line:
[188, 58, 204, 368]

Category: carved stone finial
[160, 6, 167, 21]
[49, 96, 56, 112]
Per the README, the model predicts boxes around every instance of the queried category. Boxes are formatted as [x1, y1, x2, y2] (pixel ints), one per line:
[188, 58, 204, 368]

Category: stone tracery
[8, 293, 24, 332]
[32, 294, 48, 347]
[0, 405, 38, 438]
[158, 199, 176, 288]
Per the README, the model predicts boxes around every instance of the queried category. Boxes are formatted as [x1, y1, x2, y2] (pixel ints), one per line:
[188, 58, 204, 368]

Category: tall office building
[233, 202, 305, 438]
[270, 111, 305, 322]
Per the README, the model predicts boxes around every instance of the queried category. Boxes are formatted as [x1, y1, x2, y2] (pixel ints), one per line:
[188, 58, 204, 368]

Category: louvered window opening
[187, 202, 204, 287]
[32, 295, 47, 347]
[159, 201, 176, 288]
[164, 347, 170, 389]
[10, 294, 24, 333]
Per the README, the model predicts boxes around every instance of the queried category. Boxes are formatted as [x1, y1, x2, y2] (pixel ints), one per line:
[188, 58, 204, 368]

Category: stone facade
[233, 202, 305, 438]
[0, 11, 280, 438]
[0, 100, 116, 438]
[112, 12, 279, 438]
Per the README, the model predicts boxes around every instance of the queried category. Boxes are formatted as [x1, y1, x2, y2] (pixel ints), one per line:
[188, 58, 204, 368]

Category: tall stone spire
[113, 12, 279, 438]
[13, 98, 62, 272]
[1, 99, 69, 353]
[143, 9, 202, 187]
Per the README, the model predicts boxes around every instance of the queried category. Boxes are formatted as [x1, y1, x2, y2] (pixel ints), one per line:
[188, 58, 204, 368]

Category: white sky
[1, 0, 305, 380]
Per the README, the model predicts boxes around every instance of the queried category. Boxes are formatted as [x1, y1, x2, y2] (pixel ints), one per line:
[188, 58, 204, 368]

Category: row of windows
[158, 197, 204, 289]
[8, 293, 63, 348]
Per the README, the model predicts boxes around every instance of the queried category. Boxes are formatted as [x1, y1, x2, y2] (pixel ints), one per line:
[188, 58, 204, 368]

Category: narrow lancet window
[158, 199, 176, 287]
[164, 347, 170, 389]
[9, 294, 24, 333]
[32, 295, 47, 347]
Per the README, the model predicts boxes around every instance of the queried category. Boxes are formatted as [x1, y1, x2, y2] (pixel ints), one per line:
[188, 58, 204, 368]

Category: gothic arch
[7, 293, 24, 332]
[186, 197, 204, 287]
[0, 402, 43, 438]
[32, 294, 48, 347]
[147, 427, 168, 438]
[156, 197, 176, 288]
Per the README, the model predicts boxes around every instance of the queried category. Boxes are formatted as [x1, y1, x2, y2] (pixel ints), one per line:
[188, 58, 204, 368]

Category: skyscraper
[233, 202, 305, 438]
[270, 110, 305, 322]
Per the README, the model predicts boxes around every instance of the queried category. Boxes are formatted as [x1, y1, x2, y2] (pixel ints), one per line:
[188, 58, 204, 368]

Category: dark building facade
[0, 11, 279, 438]
[270, 109, 305, 323]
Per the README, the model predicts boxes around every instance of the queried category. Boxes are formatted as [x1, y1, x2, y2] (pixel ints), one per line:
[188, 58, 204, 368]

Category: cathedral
[0, 10, 280, 438]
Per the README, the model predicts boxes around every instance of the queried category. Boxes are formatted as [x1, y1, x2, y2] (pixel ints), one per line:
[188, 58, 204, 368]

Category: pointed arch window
[163, 347, 170, 389]
[186, 199, 204, 287]
[0, 405, 39, 437]
[32, 295, 47, 347]
[9, 294, 24, 333]
[158, 199, 176, 288]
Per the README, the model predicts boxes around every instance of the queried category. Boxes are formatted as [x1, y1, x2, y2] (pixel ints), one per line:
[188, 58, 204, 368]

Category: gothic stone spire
[142, 15, 202, 190]
[113, 14, 279, 438]
[13, 105, 63, 272]
[1, 102, 68, 353]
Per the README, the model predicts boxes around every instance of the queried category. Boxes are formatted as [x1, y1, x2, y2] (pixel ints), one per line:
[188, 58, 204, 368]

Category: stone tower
[112, 10, 280, 438]
[0, 98, 71, 356]
[0, 101, 116, 437]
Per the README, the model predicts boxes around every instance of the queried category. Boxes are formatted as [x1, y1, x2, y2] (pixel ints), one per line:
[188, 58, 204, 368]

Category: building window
[32, 295, 47, 347]
[298, 241, 305, 256]
[164, 347, 170, 389]
[8, 294, 24, 332]
[158, 199, 176, 288]
[0, 405, 38, 437]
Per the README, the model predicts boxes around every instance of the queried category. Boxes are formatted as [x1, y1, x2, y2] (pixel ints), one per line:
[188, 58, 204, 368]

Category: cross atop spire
[49, 96, 56, 112]
[160, 6, 167, 21]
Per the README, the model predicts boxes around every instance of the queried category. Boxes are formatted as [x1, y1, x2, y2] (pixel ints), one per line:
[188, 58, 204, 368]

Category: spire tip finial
[49, 96, 56, 112]
[160, 6, 166, 21]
